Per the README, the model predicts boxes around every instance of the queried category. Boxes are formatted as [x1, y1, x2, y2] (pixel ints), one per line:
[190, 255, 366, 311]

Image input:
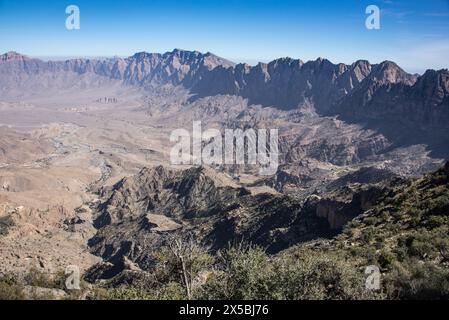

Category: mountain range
[1, 49, 448, 128]
[1, 48, 449, 299]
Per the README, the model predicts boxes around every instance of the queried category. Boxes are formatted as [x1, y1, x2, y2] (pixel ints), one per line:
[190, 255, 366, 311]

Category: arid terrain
[0, 50, 448, 299]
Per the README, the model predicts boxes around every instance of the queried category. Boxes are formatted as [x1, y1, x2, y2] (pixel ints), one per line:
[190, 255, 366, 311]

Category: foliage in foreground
[99, 241, 381, 300]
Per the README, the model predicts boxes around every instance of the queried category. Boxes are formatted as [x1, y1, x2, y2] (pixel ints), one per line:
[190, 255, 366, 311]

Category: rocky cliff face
[336, 66, 448, 126]
[311, 185, 385, 229]
[191, 57, 374, 112]
[0, 49, 234, 91]
[190, 58, 421, 115]
[120, 49, 235, 86]
[88, 165, 345, 270]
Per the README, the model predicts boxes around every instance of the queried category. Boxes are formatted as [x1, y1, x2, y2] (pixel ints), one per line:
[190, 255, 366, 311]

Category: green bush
[199, 244, 380, 300]
[157, 281, 188, 300]
[431, 195, 449, 216]
[272, 250, 375, 300]
[106, 286, 153, 300]
[378, 250, 396, 269]
[200, 244, 273, 300]
[24, 268, 61, 289]
[384, 261, 449, 299]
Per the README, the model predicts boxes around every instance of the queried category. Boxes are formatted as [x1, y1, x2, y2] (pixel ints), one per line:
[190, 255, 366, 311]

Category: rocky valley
[0, 49, 448, 299]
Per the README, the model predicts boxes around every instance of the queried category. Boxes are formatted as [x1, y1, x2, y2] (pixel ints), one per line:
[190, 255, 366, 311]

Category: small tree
[164, 233, 213, 299]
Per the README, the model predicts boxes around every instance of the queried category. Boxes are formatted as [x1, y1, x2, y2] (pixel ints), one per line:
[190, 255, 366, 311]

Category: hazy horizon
[0, 49, 442, 76]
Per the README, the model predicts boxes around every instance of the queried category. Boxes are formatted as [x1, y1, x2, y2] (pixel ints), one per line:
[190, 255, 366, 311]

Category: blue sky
[0, 0, 448, 73]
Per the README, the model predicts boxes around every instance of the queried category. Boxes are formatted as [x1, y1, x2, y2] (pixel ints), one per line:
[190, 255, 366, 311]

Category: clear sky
[0, 0, 448, 73]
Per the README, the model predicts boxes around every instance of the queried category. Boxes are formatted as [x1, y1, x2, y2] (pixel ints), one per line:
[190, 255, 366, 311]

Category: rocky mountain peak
[0, 51, 30, 62]
[350, 60, 372, 78]
[129, 51, 160, 61]
[416, 69, 449, 93]
[410, 69, 449, 107]
[163, 49, 235, 69]
[268, 57, 304, 69]
[370, 60, 416, 85]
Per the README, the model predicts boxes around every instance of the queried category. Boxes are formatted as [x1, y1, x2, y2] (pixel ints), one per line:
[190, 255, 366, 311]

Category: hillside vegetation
[89, 163, 449, 300]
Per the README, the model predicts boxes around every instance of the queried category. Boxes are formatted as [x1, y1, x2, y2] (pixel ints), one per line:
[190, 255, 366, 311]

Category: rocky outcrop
[336, 66, 448, 126]
[250, 169, 307, 193]
[326, 167, 397, 191]
[315, 200, 353, 230]
[307, 184, 385, 229]
[86, 163, 405, 284]
[94, 165, 249, 228]
[88, 165, 345, 271]
[0, 215, 14, 236]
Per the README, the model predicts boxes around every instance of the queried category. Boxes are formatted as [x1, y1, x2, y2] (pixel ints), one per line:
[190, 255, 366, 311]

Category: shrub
[431, 195, 449, 216]
[200, 244, 273, 300]
[274, 249, 382, 300]
[0, 275, 24, 300]
[0, 215, 14, 236]
[24, 268, 59, 288]
[384, 262, 449, 299]
[199, 244, 380, 300]
[378, 250, 396, 269]
[106, 286, 152, 300]
[157, 281, 187, 300]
